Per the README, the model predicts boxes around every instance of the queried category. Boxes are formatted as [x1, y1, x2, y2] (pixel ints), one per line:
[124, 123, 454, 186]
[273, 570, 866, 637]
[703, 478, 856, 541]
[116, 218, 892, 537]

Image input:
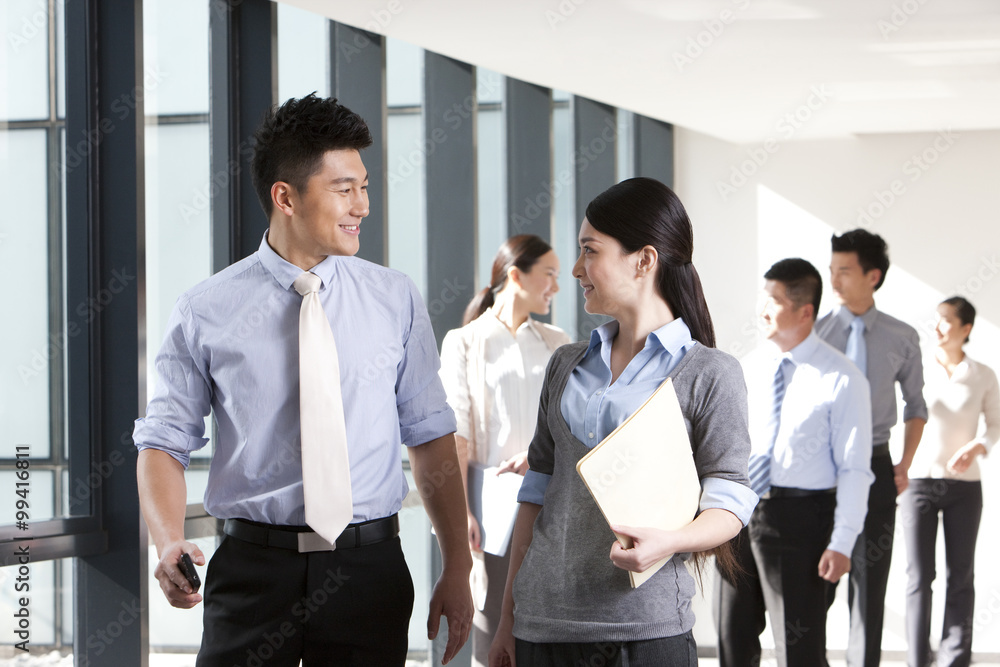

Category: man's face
[761, 280, 808, 347]
[286, 149, 369, 258]
[830, 251, 878, 308]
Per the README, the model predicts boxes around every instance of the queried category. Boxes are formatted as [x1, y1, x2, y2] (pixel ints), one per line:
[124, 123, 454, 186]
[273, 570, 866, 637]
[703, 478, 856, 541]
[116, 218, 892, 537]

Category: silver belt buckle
[297, 531, 337, 553]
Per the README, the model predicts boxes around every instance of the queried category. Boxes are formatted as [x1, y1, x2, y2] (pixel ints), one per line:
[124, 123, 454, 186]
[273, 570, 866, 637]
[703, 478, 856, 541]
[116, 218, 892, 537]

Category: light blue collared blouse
[519, 318, 758, 525]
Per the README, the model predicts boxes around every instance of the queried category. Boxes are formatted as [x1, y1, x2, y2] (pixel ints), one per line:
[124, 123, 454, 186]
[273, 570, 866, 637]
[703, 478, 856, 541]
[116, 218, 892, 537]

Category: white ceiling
[284, 0, 1000, 144]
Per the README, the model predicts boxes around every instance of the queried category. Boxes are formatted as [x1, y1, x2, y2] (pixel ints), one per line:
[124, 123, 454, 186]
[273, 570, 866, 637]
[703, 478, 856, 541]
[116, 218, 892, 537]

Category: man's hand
[496, 451, 529, 476]
[427, 567, 474, 665]
[818, 549, 850, 583]
[893, 462, 910, 494]
[153, 540, 206, 609]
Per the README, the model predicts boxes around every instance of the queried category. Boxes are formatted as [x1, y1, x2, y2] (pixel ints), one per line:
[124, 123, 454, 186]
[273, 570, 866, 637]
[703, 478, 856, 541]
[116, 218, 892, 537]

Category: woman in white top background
[438, 234, 571, 667]
[902, 296, 1000, 667]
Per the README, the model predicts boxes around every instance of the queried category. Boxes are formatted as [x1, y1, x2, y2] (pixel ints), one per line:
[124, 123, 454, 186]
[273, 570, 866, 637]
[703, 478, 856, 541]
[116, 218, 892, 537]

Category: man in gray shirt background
[815, 228, 928, 667]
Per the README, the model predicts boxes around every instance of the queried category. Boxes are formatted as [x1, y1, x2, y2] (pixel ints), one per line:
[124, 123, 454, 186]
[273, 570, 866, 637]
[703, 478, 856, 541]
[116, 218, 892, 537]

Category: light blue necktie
[845, 316, 867, 376]
[748, 358, 790, 498]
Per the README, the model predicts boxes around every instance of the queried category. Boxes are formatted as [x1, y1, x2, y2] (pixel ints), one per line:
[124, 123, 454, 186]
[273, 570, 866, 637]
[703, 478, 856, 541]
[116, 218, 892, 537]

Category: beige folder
[576, 378, 701, 588]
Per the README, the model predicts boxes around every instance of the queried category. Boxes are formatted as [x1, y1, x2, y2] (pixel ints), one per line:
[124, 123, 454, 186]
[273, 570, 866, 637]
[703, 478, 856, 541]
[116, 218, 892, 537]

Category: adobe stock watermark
[716, 85, 835, 202]
[545, 0, 587, 30]
[6, 0, 50, 53]
[854, 129, 958, 229]
[17, 267, 136, 384]
[876, 0, 931, 39]
[336, 0, 406, 64]
[511, 116, 618, 234]
[57, 66, 169, 178]
[387, 74, 503, 187]
[673, 0, 752, 72]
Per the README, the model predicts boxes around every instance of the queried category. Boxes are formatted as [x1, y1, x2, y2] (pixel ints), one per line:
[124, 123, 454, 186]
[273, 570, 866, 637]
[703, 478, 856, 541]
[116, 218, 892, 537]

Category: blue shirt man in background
[715, 258, 873, 666]
[816, 228, 927, 667]
[133, 94, 473, 666]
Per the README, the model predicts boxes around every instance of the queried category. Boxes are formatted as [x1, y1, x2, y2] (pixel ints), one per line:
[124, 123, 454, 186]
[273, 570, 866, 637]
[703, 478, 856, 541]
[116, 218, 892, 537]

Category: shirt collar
[834, 304, 879, 332]
[483, 306, 538, 336]
[784, 330, 820, 367]
[587, 317, 694, 360]
[257, 231, 340, 292]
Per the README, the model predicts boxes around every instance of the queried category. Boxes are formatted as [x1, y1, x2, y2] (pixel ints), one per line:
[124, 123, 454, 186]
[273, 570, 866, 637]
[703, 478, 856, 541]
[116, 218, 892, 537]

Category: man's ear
[865, 268, 882, 290]
[271, 181, 295, 217]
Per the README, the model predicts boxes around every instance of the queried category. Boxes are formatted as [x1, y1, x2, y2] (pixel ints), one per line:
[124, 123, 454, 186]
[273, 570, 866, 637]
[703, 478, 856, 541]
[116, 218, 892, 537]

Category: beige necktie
[293, 271, 352, 543]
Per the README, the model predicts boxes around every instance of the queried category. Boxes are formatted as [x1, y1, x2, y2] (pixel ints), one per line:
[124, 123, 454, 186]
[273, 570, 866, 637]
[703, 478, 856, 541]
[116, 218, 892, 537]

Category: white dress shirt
[439, 307, 570, 466]
[909, 355, 1000, 481]
[742, 332, 874, 555]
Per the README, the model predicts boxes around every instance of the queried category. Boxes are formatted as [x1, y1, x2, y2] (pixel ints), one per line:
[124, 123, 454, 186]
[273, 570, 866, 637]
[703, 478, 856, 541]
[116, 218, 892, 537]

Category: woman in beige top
[902, 296, 1000, 667]
[439, 234, 570, 667]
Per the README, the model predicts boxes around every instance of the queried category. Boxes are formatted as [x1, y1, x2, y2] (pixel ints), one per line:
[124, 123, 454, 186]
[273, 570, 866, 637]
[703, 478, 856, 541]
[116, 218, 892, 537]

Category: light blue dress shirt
[519, 318, 758, 524]
[815, 305, 927, 444]
[743, 332, 875, 555]
[133, 234, 456, 526]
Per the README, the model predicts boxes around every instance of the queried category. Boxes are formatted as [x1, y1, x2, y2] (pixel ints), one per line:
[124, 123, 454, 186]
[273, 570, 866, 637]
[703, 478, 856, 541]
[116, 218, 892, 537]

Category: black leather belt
[224, 515, 399, 553]
[761, 486, 836, 499]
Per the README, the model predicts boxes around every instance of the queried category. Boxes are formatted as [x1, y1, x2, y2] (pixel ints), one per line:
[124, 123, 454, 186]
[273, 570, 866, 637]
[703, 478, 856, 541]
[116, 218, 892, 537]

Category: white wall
[676, 127, 1000, 655]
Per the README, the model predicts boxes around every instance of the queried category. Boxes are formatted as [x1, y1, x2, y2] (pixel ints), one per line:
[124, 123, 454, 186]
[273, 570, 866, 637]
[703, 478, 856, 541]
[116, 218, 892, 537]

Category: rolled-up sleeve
[397, 280, 457, 447]
[690, 353, 757, 526]
[829, 371, 874, 555]
[439, 328, 472, 441]
[518, 352, 561, 505]
[899, 329, 928, 423]
[133, 296, 211, 468]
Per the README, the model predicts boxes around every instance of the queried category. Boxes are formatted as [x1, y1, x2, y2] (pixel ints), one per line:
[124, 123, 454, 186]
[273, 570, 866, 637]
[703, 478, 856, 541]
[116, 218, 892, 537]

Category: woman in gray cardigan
[489, 178, 757, 667]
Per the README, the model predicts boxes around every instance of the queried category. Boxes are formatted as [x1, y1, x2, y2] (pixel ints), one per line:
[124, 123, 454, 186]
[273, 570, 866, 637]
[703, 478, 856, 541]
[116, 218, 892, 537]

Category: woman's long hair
[584, 177, 716, 347]
[462, 235, 554, 326]
[586, 177, 739, 580]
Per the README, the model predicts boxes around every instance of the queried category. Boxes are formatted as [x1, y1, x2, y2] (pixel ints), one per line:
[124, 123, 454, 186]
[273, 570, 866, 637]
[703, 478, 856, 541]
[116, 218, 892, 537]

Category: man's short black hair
[251, 93, 372, 217]
[831, 228, 890, 291]
[764, 258, 822, 320]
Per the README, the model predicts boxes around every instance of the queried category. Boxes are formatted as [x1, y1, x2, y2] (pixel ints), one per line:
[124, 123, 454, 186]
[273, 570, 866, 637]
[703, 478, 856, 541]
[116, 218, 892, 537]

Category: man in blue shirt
[815, 229, 927, 667]
[715, 258, 873, 666]
[134, 95, 473, 665]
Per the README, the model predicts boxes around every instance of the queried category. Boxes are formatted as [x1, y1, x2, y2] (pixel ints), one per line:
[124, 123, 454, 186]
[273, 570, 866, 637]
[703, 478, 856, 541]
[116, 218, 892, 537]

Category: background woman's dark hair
[942, 295, 976, 343]
[462, 235, 554, 325]
[585, 177, 716, 348]
[251, 93, 372, 217]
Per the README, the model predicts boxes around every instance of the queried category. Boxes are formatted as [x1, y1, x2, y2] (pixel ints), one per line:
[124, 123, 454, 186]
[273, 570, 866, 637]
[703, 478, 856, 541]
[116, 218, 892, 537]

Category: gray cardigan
[512, 341, 752, 643]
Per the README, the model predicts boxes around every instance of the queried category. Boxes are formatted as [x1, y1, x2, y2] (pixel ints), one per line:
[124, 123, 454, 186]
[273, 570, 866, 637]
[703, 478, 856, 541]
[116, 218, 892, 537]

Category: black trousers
[715, 493, 836, 667]
[196, 533, 414, 667]
[515, 632, 697, 667]
[900, 479, 982, 667]
[835, 446, 897, 667]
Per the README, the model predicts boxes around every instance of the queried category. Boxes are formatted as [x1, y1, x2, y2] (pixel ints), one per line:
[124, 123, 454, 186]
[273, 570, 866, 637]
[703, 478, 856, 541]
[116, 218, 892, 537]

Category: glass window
[616, 109, 635, 182]
[2, 0, 51, 121]
[476, 106, 506, 290]
[142, 0, 209, 116]
[476, 68, 504, 104]
[552, 102, 578, 339]
[386, 38, 423, 108]
[0, 129, 52, 456]
[278, 3, 330, 103]
[386, 112, 427, 297]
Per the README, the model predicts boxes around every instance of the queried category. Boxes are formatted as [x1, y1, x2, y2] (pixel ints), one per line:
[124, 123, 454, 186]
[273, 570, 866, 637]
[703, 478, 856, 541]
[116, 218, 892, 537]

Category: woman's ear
[637, 246, 658, 276]
[507, 264, 522, 287]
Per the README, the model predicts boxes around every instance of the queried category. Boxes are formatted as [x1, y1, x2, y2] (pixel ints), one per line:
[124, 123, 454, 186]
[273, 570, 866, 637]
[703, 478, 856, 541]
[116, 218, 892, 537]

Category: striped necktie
[748, 358, 790, 498]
